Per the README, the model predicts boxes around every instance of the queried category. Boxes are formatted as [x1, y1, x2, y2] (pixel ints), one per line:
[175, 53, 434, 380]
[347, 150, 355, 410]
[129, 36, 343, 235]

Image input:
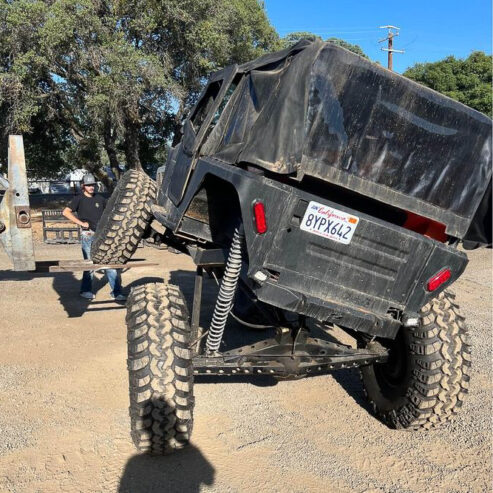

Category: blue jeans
[81, 234, 122, 296]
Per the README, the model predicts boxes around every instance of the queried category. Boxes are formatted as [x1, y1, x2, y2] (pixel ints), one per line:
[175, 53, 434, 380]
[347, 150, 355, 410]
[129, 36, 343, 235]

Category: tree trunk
[85, 161, 113, 191]
[103, 119, 121, 184]
[123, 102, 142, 170]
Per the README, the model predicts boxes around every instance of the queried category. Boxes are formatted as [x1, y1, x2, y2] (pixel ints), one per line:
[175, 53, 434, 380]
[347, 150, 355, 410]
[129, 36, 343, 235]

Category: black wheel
[360, 290, 471, 430]
[91, 170, 157, 264]
[126, 282, 194, 454]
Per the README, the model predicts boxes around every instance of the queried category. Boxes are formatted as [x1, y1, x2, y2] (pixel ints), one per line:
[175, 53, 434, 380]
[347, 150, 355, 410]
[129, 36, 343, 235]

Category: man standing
[62, 173, 126, 301]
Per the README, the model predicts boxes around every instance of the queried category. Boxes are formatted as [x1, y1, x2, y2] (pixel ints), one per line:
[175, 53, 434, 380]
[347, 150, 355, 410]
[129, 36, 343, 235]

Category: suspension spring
[206, 226, 244, 353]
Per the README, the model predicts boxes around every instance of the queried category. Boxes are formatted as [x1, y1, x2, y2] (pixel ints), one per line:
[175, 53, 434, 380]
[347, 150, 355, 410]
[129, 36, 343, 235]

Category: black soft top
[200, 40, 492, 246]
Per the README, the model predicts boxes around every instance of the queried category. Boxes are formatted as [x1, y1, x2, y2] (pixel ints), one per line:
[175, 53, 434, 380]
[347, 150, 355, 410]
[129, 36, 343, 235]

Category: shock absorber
[206, 226, 244, 353]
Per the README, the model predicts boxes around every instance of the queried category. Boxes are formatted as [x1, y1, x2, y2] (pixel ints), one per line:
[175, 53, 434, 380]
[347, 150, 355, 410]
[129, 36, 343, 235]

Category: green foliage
[24, 113, 75, 179]
[404, 52, 492, 117]
[326, 37, 369, 59]
[280, 31, 322, 48]
[0, 0, 279, 177]
[280, 31, 368, 59]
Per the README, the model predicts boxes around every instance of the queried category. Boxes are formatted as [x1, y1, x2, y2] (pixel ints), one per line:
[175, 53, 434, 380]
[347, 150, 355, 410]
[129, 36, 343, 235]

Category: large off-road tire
[91, 170, 157, 264]
[126, 282, 194, 455]
[360, 290, 470, 430]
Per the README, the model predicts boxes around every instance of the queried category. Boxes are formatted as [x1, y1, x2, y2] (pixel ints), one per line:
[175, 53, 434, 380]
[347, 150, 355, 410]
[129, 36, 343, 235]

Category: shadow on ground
[330, 368, 372, 412]
[0, 268, 128, 318]
[51, 271, 131, 317]
[118, 445, 215, 493]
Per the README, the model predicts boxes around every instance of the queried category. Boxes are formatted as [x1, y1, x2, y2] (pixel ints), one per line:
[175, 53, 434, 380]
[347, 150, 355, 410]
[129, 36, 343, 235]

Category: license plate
[300, 201, 359, 245]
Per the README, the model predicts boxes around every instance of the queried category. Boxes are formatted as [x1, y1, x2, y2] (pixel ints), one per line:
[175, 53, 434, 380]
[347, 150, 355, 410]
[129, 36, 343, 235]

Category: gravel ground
[0, 242, 490, 493]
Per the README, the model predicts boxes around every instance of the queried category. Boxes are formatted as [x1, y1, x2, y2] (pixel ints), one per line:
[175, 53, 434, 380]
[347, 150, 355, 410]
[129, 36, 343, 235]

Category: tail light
[253, 201, 267, 234]
[426, 268, 451, 291]
[403, 212, 448, 242]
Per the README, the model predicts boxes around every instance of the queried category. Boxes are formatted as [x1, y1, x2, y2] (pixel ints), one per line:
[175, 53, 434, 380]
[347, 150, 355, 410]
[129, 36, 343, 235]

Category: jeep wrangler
[90, 40, 492, 454]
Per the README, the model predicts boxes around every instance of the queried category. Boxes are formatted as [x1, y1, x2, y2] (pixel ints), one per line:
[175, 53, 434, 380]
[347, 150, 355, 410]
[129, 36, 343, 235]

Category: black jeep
[91, 40, 492, 454]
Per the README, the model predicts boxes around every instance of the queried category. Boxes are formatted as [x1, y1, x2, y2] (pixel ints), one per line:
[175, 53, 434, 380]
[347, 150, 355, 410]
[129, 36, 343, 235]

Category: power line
[279, 29, 380, 33]
[378, 25, 405, 71]
[277, 26, 381, 32]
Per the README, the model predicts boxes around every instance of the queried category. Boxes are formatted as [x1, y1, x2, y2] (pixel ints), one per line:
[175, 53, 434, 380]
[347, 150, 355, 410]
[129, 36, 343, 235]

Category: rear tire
[360, 290, 470, 430]
[91, 170, 156, 264]
[126, 282, 194, 454]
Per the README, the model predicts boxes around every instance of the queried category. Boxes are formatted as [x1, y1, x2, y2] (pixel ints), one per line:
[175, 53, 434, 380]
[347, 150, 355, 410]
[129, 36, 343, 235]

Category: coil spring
[206, 226, 244, 352]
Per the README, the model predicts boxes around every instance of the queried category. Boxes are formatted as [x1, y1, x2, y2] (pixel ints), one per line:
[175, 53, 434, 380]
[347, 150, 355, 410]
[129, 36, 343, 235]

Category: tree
[326, 37, 368, 59]
[281, 31, 368, 59]
[0, 0, 279, 179]
[280, 31, 322, 48]
[0, 0, 173, 179]
[404, 52, 492, 117]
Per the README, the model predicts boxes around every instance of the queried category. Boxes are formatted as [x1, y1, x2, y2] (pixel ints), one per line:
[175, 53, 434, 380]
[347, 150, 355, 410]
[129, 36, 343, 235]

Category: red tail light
[253, 201, 267, 234]
[403, 212, 447, 242]
[426, 268, 451, 291]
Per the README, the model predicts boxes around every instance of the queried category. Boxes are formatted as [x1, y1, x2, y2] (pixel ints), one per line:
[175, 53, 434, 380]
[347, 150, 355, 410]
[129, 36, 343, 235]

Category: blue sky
[264, 0, 492, 73]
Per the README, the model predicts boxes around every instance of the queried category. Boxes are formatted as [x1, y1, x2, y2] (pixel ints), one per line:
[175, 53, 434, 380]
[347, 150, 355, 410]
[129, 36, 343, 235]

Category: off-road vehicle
[91, 40, 492, 454]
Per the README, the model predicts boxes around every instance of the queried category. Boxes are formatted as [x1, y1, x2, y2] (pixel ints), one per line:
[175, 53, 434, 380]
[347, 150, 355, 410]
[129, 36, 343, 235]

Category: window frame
[184, 64, 239, 156]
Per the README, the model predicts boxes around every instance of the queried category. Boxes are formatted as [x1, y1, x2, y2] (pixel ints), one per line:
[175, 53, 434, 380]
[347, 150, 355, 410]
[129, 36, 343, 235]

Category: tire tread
[362, 290, 470, 430]
[91, 170, 157, 264]
[126, 283, 194, 454]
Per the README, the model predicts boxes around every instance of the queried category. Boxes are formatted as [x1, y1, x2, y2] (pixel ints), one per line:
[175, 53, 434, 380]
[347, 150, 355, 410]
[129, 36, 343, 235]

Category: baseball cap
[82, 173, 96, 186]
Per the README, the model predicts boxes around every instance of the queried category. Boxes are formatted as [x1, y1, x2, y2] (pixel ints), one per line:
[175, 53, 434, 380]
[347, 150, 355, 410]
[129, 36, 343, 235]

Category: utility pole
[379, 25, 404, 71]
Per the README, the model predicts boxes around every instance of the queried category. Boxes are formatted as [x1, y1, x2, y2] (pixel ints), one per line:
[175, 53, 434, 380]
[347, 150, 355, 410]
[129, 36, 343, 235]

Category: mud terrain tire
[91, 170, 156, 264]
[126, 282, 194, 454]
[360, 290, 470, 430]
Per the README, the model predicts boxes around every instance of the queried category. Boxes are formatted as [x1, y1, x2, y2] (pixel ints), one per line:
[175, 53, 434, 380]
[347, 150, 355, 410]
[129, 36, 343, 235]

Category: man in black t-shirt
[63, 173, 125, 301]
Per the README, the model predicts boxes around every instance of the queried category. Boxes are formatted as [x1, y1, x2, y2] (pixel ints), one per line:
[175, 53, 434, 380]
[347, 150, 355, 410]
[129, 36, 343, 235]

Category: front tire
[91, 170, 156, 264]
[360, 290, 471, 430]
[126, 282, 194, 454]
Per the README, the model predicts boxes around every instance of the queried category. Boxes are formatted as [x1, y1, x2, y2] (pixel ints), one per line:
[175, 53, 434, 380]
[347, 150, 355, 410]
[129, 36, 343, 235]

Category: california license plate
[300, 201, 359, 245]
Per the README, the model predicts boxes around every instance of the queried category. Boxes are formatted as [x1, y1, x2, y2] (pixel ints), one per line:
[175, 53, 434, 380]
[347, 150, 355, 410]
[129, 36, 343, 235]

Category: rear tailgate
[262, 195, 467, 316]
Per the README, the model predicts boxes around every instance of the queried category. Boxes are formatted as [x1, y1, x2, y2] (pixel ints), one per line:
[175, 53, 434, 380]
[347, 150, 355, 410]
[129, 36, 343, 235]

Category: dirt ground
[0, 241, 491, 493]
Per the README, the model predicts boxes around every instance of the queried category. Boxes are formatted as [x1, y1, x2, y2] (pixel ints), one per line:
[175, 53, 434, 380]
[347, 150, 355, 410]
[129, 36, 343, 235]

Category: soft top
[201, 40, 492, 245]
